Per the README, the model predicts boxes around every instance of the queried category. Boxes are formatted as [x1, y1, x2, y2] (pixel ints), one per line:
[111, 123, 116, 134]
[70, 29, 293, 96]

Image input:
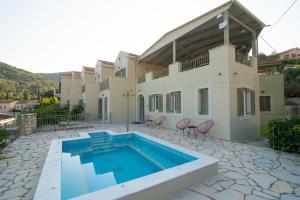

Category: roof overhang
[139, 0, 265, 66]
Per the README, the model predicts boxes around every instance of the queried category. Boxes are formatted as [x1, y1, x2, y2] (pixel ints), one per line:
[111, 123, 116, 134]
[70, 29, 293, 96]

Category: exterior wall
[59, 76, 72, 107]
[279, 48, 300, 59]
[81, 70, 99, 119]
[259, 74, 284, 126]
[136, 44, 260, 141]
[227, 46, 260, 141]
[69, 75, 81, 110]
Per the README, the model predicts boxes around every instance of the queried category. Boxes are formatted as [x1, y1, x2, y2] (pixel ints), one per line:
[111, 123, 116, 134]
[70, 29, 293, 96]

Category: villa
[59, 0, 268, 141]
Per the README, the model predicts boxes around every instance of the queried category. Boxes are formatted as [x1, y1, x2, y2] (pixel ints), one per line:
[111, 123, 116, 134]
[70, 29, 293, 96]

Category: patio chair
[175, 118, 191, 134]
[139, 114, 150, 124]
[153, 116, 166, 128]
[196, 120, 214, 141]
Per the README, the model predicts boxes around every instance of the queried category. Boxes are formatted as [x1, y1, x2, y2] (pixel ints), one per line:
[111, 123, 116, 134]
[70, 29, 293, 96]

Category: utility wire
[269, 0, 298, 31]
[259, 0, 298, 53]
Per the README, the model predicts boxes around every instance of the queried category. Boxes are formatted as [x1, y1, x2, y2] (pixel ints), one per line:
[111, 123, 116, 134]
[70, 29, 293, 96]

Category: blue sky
[0, 0, 299, 73]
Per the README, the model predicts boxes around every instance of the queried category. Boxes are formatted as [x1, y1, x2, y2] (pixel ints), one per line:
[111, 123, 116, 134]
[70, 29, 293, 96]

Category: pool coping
[33, 130, 218, 200]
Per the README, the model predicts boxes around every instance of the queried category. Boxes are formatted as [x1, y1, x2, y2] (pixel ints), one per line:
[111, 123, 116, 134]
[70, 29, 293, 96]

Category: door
[98, 98, 103, 120]
[138, 95, 145, 121]
[104, 97, 108, 121]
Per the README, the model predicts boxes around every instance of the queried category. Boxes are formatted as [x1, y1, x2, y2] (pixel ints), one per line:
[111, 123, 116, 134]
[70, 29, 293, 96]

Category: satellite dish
[219, 20, 228, 29]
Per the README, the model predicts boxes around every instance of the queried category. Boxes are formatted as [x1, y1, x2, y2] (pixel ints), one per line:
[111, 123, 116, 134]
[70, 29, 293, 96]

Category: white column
[173, 40, 176, 63]
[252, 32, 257, 67]
[223, 10, 229, 44]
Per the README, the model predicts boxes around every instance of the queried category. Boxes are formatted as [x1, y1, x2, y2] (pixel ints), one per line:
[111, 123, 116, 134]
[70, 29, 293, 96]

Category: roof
[82, 66, 95, 73]
[98, 60, 114, 65]
[60, 72, 73, 78]
[139, 0, 265, 65]
[0, 100, 17, 104]
[279, 47, 300, 55]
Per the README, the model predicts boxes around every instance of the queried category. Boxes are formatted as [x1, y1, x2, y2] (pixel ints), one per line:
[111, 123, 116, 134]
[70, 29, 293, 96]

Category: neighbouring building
[278, 47, 300, 60]
[58, 71, 81, 111]
[0, 100, 17, 113]
[59, 0, 267, 141]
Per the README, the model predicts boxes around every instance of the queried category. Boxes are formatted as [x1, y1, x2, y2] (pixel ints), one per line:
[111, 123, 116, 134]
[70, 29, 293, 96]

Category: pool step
[92, 147, 117, 155]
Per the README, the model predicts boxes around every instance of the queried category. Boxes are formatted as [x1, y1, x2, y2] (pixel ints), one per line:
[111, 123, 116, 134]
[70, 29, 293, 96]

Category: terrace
[0, 124, 299, 199]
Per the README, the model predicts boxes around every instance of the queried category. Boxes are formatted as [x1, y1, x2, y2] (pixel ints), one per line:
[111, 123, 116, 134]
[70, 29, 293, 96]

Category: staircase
[90, 135, 116, 155]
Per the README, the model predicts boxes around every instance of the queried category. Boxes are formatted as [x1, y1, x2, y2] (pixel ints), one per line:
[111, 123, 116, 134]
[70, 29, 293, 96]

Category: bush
[261, 118, 300, 153]
[0, 129, 9, 149]
[71, 105, 83, 115]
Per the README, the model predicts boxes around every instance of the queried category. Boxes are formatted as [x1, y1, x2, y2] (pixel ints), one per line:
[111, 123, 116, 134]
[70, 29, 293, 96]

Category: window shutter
[237, 88, 244, 116]
[149, 95, 152, 111]
[176, 93, 181, 113]
[158, 94, 163, 112]
[166, 93, 170, 113]
[251, 90, 255, 115]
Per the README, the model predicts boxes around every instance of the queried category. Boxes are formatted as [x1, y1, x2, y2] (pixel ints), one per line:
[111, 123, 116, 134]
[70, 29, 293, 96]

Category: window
[284, 54, 289, 59]
[292, 54, 297, 58]
[197, 88, 209, 115]
[149, 94, 163, 112]
[115, 68, 126, 77]
[166, 91, 181, 113]
[260, 96, 271, 112]
[237, 88, 255, 116]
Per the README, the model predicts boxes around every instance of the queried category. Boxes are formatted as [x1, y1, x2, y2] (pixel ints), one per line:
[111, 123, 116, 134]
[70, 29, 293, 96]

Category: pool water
[61, 132, 197, 200]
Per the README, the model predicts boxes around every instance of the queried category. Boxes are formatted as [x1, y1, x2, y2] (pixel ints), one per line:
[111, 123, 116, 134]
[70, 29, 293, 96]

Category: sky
[0, 0, 299, 73]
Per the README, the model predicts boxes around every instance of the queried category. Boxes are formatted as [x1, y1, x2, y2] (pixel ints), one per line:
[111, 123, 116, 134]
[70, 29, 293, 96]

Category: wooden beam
[229, 14, 255, 34]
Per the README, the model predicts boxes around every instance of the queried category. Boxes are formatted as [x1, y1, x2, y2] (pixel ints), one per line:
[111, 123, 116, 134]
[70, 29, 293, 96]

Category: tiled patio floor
[0, 124, 299, 200]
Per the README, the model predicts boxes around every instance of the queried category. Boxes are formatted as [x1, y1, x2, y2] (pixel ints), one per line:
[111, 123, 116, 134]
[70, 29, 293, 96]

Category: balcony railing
[152, 70, 169, 80]
[235, 52, 252, 67]
[100, 79, 109, 91]
[137, 75, 145, 83]
[181, 54, 209, 72]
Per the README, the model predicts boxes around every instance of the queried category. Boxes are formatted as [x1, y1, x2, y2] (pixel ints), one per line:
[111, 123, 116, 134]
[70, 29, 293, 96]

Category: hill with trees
[0, 62, 57, 100]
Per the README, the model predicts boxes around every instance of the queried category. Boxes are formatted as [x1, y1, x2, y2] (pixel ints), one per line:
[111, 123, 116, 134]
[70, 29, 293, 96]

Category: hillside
[0, 62, 58, 100]
[36, 72, 62, 82]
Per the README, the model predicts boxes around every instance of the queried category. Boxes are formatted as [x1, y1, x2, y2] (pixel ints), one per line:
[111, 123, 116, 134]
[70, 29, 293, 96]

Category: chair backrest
[140, 114, 149, 123]
[154, 116, 166, 125]
[196, 120, 214, 134]
[176, 118, 191, 129]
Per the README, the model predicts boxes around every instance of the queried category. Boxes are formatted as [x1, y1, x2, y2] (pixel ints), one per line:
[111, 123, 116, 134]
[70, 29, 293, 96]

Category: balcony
[152, 69, 169, 80]
[235, 52, 252, 67]
[181, 54, 209, 72]
[100, 79, 109, 91]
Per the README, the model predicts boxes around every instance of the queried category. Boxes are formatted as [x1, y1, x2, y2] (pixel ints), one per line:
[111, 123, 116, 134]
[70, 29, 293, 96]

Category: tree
[23, 91, 29, 100]
[51, 96, 59, 106]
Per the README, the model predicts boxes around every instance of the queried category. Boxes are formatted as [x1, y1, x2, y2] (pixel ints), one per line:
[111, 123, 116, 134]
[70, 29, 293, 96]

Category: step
[91, 144, 115, 150]
[93, 147, 117, 155]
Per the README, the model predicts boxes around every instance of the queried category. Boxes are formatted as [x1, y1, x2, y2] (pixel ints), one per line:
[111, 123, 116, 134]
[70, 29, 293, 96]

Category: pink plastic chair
[176, 118, 191, 134]
[139, 114, 149, 124]
[196, 120, 214, 141]
[153, 116, 166, 128]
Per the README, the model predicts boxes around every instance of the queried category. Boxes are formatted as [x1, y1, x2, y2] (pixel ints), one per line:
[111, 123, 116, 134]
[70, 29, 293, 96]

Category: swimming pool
[34, 130, 218, 200]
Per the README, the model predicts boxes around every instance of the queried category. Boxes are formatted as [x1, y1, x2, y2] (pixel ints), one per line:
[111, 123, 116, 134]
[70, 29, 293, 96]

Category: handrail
[137, 74, 146, 83]
[181, 54, 209, 72]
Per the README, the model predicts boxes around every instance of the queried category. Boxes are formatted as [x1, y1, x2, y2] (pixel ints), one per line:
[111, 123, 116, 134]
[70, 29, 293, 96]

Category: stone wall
[20, 113, 37, 135]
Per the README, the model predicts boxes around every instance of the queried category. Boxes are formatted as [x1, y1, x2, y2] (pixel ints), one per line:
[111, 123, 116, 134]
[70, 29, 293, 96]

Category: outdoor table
[187, 125, 197, 135]
[146, 119, 153, 126]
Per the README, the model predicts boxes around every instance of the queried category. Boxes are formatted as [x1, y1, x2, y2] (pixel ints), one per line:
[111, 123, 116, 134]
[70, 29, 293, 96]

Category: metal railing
[152, 70, 169, 80]
[100, 79, 109, 91]
[235, 52, 252, 67]
[137, 74, 145, 83]
[181, 54, 209, 72]
[36, 114, 101, 132]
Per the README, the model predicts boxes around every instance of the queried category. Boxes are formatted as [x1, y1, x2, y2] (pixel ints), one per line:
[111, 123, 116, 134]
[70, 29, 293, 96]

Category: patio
[0, 124, 299, 200]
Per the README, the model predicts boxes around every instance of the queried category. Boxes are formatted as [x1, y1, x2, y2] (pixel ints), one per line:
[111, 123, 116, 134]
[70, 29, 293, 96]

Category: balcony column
[172, 40, 176, 63]
[252, 32, 258, 67]
[223, 10, 229, 45]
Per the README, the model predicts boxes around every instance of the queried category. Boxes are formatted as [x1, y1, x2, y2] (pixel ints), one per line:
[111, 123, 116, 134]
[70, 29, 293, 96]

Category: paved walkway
[0, 124, 299, 200]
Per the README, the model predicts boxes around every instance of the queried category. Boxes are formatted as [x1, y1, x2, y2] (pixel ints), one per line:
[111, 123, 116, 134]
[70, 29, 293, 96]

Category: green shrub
[0, 129, 9, 149]
[261, 118, 300, 153]
[71, 105, 83, 114]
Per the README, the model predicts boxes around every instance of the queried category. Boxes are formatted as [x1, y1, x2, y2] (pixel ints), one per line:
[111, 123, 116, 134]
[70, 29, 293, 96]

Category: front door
[98, 98, 102, 120]
[138, 95, 144, 121]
